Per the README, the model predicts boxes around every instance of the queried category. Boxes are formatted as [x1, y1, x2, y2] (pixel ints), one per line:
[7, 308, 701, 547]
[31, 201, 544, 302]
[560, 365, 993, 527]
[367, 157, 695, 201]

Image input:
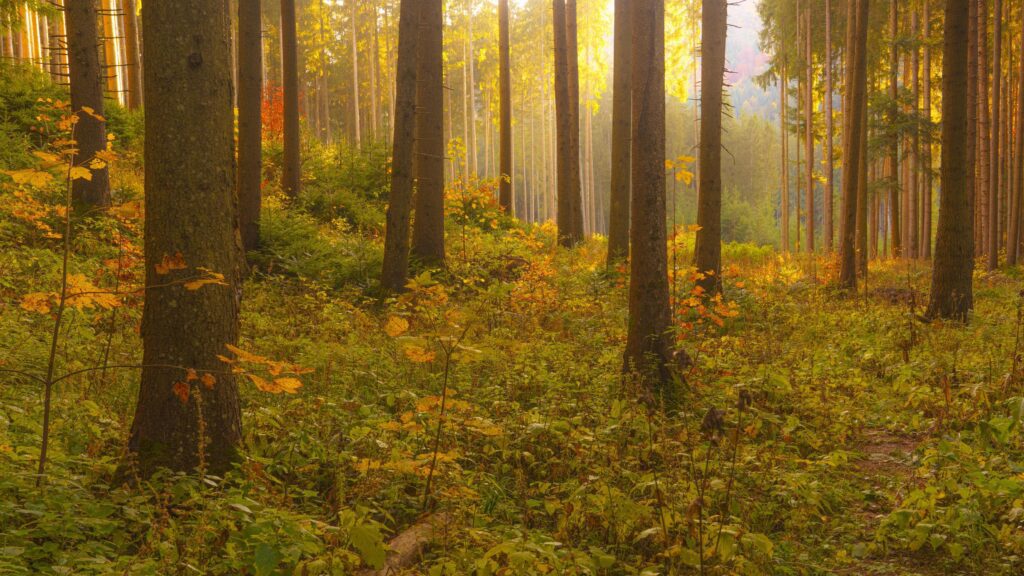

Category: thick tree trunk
[66, 0, 111, 208]
[499, 0, 512, 211]
[381, 0, 421, 293]
[553, 0, 583, 246]
[607, 0, 631, 264]
[824, 0, 834, 252]
[130, 0, 242, 476]
[280, 0, 301, 199]
[928, 0, 974, 321]
[238, 0, 263, 253]
[624, 0, 682, 407]
[966, 0, 978, 248]
[839, 0, 869, 289]
[694, 0, 727, 294]
[411, 0, 445, 264]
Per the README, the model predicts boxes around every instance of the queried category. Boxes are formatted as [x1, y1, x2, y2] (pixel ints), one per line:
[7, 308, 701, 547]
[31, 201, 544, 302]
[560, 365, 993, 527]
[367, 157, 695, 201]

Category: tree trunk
[839, 0, 869, 289]
[553, 0, 583, 246]
[467, 6, 478, 176]
[350, 0, 362, 147]
[856, 96, 868, 276]
[129, 0, 242, 476]
[888, 0, 901, 258]
[499, 0, 513, 211]
[923, 0, 933, 259]
[281, 0, 301, 198]
[804, 5, 815, 254]
[624, 0, 682, 407]
[567, 0, 584, 239]
[910, 11, 921, 258]
[824, 0, 834, 252]
[781, 62, 790, 252]
[977, 0, 990, 259]
[694, 0, 726, 294]
[238, 0, 263, 253]
[928, 0, 974, 321]
[966, 0, 978, 249]
[411, 0, 445, 264]
[1011, 6, 1024, 265]
[988, 0, 1001, 269]
[121, 0, 143, 109]
[381, 0, 421, 292]
[606, 0, 631, 264]
[66, 0, 111, 208]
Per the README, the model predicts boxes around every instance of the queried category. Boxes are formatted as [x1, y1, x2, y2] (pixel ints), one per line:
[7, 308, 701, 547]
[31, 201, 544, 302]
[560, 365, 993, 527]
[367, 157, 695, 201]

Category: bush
[0, 62, 65, 170]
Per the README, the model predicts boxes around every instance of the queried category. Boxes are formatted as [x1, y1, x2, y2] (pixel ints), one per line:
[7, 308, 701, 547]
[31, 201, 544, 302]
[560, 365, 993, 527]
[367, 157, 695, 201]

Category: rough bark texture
[122, 0, 143, 110]
[624, 0, 681, 408]
[280, 0, 301, 199]
[839, 0, 869, 289]
[928, 0, 974, 322]
[553, 0, 583, 246]
[381, 0, 421, 293]
[411, 0, 445, 264]
[238, 0, 263, 253]
[66, 0, 111, 208]
[606, 0, 631, 264]
[887, 0, 901, 257]
[129, 0, 243, 476]
[498, 0, 512, 211]
[694, 0, 727, 294]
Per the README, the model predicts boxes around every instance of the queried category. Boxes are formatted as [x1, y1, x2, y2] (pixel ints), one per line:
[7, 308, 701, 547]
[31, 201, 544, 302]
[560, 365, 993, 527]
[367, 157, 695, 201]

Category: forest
[0, 0, 1023, 574]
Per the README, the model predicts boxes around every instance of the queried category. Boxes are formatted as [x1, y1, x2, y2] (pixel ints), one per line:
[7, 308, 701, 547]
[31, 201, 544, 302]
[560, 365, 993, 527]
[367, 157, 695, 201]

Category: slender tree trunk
[781, 62, 790, 252]
[694, 0, 726, 294]
[988, 0, 1002, 269]
[888, 0, 901, 257]
[624, 0, 681, 407]
[281, 0, 301, 198]
[923, 0, 933, 258]
[129, 0, 242, 476]
[370, 2, 380, 142]
[1011, 7, 1024, 265]
[411, 0, 445, 264]
[467, 5, 478, 176]
[499, 0, 513, 211]
[238, 0, 263, 253]
[607, 0, 632, 264]
[567, 0, 584, 239]
[967, 0, 979, 248]
[66, 0, 111, 208]
[824, 0, 834, 252]
[910, 11, 921, 258]
[121, 0, 143, 109]
[977, 0, 990, 258]
[351, 0, 362, 147]
[856, 97, 868, 276]
[804, 5, 815, 253]
[553, 0, 583, 245]
[839, 0, 869, 288]
[929, 0, 974, 320]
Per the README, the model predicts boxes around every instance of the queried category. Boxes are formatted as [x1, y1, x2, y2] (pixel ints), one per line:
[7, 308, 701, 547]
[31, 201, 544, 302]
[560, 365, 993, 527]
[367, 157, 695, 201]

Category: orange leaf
[172, 381, 190, 404]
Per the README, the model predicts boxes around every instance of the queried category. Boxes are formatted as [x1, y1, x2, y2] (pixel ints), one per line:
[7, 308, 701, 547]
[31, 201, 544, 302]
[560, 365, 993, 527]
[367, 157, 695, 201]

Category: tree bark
[607, 0, 631, 264]
[804, 5, 815, 254]
[824, 0, 834, 252]
[130, 0, 243, 476]
[923, 0, 933, 259]
[66, 0, 111, 208]
[121, 0, 143, 109]
[781, 62, 789, 252]
[499, 0, 513, 211]
[888, 0, 901, 258]
[381, 0, 422, 292]
[411, 0, 445, 264]
[350, 0, 362, 147]
[694, 0, 726, 294]
[624, 0, 682, 407]
[987, 0, 1002, 269]
[238, 0, 262, 253]
[280, 0, 301, 199]
[1011, 5, 1024, 265]
[839, 0, 869, 289]
[553, 0, 583, 246]
[928, 0, 974, 321]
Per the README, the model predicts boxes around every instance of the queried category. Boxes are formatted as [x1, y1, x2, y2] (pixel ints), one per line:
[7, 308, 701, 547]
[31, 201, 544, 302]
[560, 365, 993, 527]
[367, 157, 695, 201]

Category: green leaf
[351, 522, 387, 569]
[252, 543, 281, 576]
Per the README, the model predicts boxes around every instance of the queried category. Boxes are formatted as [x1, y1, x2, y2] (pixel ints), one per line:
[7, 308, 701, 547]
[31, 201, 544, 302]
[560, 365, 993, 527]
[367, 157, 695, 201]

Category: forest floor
[2, 88, 1024, 575]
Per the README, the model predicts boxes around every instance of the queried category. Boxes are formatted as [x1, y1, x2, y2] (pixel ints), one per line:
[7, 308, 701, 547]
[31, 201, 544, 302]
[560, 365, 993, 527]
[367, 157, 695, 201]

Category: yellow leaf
[4, 168, 54, 188]
[272, 377, 303, 394]
[403, 344, 436, 364]
[384, 316, 409, 337]
[20, 292, 53, 314]
[70, 166, 92, 181]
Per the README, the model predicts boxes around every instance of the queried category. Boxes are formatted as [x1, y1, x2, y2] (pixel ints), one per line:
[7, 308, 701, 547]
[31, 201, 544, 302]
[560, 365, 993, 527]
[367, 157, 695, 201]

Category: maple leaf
[20, 292, 53, 314]
[246, 373, 303, 394]
[384, 316, 409, 337]
[172, 381, 190, 404]
[155, 252, 187, 275]
[65, 274, 120, 310]
[70, 166, 92, 181]
[4, 168, 54, 188]
[183, 269, 226, 290]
